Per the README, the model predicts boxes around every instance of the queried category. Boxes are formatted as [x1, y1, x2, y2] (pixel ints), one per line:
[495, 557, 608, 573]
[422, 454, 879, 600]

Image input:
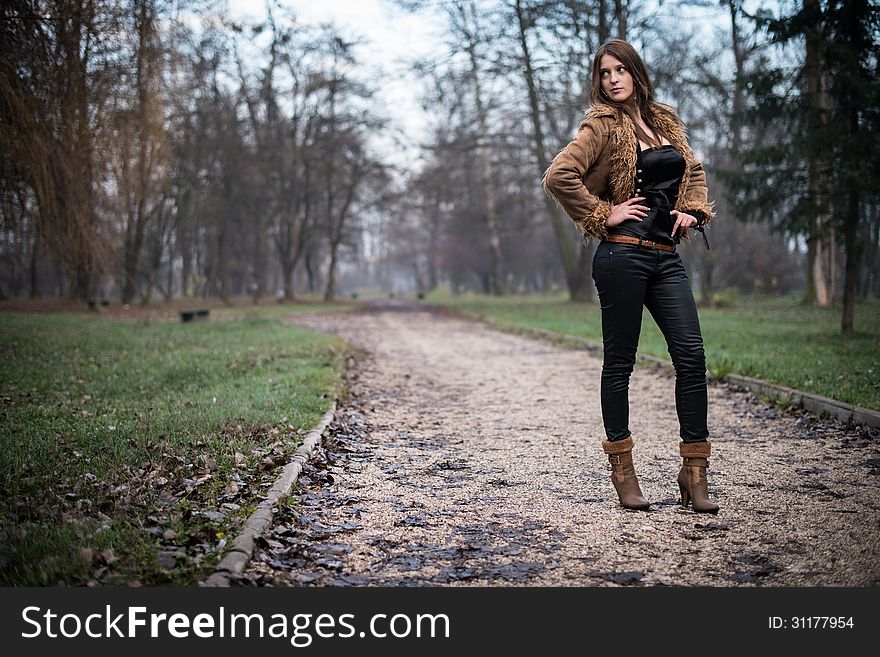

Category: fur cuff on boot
[603, 436, 634, 454]
[680, 440, 711, 459]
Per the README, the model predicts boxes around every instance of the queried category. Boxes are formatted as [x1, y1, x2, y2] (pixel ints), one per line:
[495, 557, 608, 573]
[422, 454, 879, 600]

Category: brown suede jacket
[542, 102, 716, 241]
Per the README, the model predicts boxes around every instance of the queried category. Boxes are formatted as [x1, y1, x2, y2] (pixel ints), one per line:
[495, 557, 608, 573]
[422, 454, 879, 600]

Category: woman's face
[599, 54, 634, 103]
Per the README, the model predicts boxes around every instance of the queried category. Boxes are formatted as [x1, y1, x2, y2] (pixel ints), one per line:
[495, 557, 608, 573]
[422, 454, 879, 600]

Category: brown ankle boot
[678, 441, 719, 513]
[602, 436, 649, 510]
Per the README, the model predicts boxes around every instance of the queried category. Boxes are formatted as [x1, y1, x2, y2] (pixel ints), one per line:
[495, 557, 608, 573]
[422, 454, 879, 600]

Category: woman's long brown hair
[590, 39, 669, 148]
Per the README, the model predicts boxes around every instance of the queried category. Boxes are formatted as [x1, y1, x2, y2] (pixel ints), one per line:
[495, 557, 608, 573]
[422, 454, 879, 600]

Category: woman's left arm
[679, 157, 716, 228]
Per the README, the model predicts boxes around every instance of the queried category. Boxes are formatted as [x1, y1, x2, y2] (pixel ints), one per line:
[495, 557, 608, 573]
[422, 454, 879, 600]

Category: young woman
[543, 39, 719, 513]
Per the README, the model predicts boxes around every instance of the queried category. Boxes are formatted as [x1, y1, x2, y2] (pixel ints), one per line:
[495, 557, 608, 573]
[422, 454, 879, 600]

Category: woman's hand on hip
[670, 210, 698, 238]
[606, 197, 650, 228]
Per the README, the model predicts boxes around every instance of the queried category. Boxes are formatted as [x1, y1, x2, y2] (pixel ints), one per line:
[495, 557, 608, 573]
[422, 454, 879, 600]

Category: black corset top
[608, 142, 686, 246]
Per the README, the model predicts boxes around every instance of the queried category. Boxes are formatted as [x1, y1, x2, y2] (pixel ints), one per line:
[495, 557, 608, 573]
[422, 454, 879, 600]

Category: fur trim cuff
[541, 175, 611, 241]
[577, 200, 611, 240]
[682, 200, 717, 228]
[680, 440, 711, 458]
[603, 436, 634, 454]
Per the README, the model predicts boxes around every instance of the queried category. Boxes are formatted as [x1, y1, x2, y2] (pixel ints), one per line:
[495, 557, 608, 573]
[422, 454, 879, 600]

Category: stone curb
[202, 402, 337, 587]
[724, 374, 880, 428]
[472, 314, 880, 429]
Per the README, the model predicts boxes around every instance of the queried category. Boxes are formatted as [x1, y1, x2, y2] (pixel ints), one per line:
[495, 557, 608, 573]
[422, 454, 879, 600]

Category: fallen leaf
[99, 549, 118, 564]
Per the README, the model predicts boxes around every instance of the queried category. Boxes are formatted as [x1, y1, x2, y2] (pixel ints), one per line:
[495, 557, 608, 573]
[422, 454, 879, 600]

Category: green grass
[426, 289, 880, 411]
[0, 311, 348, 585]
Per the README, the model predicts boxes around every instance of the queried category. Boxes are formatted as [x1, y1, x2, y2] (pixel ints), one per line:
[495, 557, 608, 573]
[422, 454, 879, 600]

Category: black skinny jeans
[592, 241, 709, 444]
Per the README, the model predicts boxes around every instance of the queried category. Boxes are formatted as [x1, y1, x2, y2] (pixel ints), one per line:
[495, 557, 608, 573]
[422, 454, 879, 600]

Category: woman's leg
[592, 243, 651, 441]
[643, 252, 709, 443]
[592, 242, 653, 510]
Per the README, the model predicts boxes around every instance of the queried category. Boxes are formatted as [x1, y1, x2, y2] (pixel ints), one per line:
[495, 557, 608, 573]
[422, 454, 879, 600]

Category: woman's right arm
[542, 118, 613, 239]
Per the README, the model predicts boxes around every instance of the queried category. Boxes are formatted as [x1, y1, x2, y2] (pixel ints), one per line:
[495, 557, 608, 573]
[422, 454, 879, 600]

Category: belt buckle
[639, 238, 656, 250]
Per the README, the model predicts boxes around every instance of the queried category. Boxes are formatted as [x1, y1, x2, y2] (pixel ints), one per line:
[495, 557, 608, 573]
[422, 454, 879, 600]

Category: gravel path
[242, 301, 880, 587]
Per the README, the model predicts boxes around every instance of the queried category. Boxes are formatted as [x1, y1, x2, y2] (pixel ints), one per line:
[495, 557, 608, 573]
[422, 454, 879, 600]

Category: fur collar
[584, 103, 697, 211]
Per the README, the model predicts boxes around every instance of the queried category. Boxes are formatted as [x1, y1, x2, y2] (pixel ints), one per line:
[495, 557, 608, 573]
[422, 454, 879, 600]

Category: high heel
[678, 482, 690, 508]
[678, 441, 719, 514]
[602, 436, 650, 510]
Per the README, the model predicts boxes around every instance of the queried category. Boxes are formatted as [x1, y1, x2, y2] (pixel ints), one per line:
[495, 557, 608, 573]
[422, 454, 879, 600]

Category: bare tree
[0, 0, 124, 299]
[116, 0, 168, 304]
[449, 1, 505, 295]
[316, 36, 382, 301]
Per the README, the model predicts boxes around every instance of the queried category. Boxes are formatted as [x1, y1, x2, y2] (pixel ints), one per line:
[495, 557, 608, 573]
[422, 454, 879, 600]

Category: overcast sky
[224, 0, 758, 171]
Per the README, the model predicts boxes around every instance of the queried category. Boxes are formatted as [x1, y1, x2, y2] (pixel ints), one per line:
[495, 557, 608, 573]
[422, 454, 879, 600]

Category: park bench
[180, 309, 210, 322]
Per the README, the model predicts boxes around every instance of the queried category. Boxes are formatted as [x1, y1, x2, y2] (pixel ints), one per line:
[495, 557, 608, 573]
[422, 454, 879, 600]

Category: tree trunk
[571, 242, 595, 302]
[209, 216, 231, 303]
[463, 4, 503, 295]
[122, 0, 164, 305]
[805, 0, 833, 307]
[253, 212, 266, 304]
[841, 203, 859, 332]
[514, 0, 586, 300]
[324, 246, 338, 302]
[613, 0, 627, 39]
[122, 229, 144, 303]
[164, 241, 173, 303]
[803, 234, 816, 304]
[29, 228, 41, 298]
[701, 259, 715, 307]
[305, 251, 315, 294]
[729, 2, 745, 154]
[181, 245, 191, 298]
[427, 194, 441, 291]
[412, 261, 426, 295]
[872, 201, 879, 298]
[841, 107, 862, 333]
[281, 251, 295, 300]
[813, 225, 833, 306]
